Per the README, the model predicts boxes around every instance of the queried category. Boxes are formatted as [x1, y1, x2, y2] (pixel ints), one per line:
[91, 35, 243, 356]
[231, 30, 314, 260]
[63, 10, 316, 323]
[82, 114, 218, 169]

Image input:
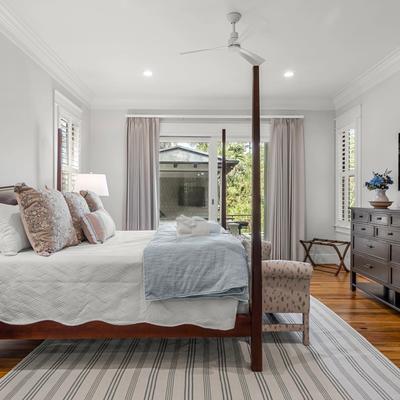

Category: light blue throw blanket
[143, 224, 248, 301]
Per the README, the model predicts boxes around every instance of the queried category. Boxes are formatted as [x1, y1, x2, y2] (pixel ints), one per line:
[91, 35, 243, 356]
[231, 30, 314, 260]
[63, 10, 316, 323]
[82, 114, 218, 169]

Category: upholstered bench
[262, 260, 313, 345]
[241, 238, 312, 345]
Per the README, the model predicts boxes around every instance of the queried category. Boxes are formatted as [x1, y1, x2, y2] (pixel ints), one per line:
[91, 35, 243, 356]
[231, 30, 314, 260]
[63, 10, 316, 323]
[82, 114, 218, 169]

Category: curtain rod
[125, 114, 304, 119]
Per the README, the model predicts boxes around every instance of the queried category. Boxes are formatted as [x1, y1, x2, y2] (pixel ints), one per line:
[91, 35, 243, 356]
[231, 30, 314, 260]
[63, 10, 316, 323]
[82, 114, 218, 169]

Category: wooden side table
[299, 238, 351, 276]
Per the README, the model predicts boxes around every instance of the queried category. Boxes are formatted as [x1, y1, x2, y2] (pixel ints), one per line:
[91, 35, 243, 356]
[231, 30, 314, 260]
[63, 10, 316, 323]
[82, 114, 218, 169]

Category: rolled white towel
[191, 220, 211, 236]
[176, 215, 194, 235]
[176, 215, 222, 236]
[192, 217, 223, 234]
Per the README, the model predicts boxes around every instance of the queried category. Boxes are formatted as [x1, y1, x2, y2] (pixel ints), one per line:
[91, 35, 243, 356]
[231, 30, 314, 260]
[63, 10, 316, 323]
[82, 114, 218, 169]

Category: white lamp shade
[75, 173, 109, 196]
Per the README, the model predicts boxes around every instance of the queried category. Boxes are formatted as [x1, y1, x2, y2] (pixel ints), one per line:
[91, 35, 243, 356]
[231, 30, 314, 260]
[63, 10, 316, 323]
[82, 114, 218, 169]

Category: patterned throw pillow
[79, 190, 104, 212]
[81, 210, 116, 244]
[14, 184, 79, 256]
[63, 192, 90, 242]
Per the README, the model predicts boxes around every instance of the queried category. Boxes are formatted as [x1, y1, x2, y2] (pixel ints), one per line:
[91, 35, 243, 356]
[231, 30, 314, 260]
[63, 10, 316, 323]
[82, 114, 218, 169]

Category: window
[54, 91, 82, 191]
[336, 127, 355, 225]
[59, 116, 80, 191]
[335, 106, 361, 232]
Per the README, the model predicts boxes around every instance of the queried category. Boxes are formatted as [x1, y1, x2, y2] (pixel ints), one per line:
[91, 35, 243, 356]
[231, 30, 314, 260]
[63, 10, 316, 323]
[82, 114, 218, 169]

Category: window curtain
[267, 118, 305, 260]
[126, 117, 160, 230]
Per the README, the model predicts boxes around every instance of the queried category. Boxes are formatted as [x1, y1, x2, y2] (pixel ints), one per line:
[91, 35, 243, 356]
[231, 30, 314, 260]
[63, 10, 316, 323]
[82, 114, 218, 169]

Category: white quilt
[0, 231, 245, 330]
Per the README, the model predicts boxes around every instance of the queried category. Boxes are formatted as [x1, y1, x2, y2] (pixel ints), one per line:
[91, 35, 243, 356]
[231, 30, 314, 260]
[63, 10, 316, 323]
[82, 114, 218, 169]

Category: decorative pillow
[15, 184, 79, 256]
[80, 190, 104, 212]
[81, 210, 116, 244]
[0, 192, 17, 205]
[63, 192, 90, 242]
[0, 204, 31, 255]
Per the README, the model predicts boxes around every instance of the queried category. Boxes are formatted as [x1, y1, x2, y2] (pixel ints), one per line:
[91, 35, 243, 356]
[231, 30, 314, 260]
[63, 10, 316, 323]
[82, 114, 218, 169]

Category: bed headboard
[0, 186, 17, 205]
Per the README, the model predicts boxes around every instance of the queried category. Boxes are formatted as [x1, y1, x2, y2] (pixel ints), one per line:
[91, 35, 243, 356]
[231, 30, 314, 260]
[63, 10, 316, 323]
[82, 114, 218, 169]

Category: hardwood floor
[311, 267, 400, 367]
[1, 268, 400, 378]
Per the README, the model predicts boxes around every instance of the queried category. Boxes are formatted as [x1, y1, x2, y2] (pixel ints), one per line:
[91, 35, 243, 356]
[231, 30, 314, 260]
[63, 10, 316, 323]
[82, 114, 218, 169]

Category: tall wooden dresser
[351, 207, 400, 311]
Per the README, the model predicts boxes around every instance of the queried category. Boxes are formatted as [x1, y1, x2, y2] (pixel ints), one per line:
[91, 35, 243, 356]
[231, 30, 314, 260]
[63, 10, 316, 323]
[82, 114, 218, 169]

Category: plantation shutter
[336, 127, 355, 224]
[59, 115, 80, 192]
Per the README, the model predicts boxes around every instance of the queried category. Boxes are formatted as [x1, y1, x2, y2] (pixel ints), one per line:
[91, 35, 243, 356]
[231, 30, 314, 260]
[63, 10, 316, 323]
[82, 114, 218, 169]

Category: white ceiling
[3, 0, 400, 108]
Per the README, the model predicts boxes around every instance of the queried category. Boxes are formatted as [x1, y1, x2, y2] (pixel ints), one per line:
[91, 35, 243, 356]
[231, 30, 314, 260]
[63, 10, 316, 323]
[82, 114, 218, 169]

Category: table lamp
[75, 173, 109, 196]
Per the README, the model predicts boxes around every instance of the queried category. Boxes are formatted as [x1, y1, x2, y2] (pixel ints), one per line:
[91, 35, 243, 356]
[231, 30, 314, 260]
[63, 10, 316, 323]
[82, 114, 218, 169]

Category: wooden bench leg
[303, 312, 310, 346]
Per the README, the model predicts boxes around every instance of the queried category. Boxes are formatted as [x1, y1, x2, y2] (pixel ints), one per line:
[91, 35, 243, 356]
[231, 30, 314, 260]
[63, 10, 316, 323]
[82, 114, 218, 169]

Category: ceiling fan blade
[180, 46, 227, 55]
[238, 47, 265, 66]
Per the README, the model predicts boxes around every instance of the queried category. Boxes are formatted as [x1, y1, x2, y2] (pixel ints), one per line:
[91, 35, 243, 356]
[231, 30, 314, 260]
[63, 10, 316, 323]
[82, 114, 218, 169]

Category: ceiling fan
[180, 12, 265, 66]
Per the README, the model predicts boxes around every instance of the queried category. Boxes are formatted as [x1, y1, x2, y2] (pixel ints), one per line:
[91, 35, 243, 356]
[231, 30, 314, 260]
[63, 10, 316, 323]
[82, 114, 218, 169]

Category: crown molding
[91, 95, 334, 111]
[0, 2, 92, 106]
[334, 47, 400, 110]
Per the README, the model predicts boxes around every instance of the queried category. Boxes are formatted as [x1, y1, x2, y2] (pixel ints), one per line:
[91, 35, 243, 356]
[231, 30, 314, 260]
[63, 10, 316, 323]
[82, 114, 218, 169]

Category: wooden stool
[299, 238, 351, 276]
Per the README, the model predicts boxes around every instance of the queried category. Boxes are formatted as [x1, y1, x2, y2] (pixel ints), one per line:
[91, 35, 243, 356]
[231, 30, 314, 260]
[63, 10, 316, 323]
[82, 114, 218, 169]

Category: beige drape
[126, 117, 160, 230]
[267, 118, 305, 260]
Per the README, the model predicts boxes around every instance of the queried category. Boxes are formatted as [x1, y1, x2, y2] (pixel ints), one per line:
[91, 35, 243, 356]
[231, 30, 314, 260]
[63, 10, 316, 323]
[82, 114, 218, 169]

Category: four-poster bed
[0, 66, 263, 371]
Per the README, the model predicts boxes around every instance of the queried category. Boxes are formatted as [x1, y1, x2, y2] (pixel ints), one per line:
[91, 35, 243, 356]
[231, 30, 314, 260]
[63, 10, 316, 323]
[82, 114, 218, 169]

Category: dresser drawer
[392, 266, 400, 289]
[353, 254, 389, 283]
[376, 227, 400, 242]
[353, 236, 389, 259]
[353, 224, 374, 236]
[353, 210, 370, 223]
[390, 244, 400, 264]
[371, 213, 389, 225]
[391, 214, 400, 227]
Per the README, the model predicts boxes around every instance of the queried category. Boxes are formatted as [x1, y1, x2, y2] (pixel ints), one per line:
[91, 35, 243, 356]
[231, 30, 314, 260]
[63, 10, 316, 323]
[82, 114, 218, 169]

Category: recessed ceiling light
[143, 69, 153, 77]
[284, 70, 294, 78]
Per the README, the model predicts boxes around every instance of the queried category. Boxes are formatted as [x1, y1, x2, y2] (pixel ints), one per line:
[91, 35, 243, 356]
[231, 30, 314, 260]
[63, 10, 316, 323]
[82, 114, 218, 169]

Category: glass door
[159, 139, 217, 223]
[217, 141, 265, 235]
[158, 137, 265, 232]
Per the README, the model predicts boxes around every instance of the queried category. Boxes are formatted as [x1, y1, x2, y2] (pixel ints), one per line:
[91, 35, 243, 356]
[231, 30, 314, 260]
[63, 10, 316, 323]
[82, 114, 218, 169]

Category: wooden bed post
[56, 128, 62, 191]
[221, 128, 227, 229]
[251, 65, 263, 372]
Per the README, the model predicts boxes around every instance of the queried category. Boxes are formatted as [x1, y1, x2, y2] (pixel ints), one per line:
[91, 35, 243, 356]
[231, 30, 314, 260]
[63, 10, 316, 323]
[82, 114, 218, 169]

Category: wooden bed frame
[0, 66, 263, 371]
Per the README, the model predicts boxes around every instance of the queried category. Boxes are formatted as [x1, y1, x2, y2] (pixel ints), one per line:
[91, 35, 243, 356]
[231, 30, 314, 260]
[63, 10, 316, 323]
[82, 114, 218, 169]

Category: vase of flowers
[365, 169, 394, 208]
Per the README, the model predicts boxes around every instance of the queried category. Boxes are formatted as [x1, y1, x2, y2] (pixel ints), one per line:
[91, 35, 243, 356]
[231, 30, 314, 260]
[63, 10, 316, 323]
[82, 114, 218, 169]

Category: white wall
[303, 111, 335, 239]
[90, 109, 335, 236]
[89, 110, 127, 229]
[0, 32, 90, 188]
[338, 71, 400, 208]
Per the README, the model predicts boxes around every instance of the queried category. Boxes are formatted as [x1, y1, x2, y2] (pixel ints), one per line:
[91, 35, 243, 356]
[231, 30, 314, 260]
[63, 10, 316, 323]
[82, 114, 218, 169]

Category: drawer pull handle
[359, 215, 364, 218]
[367, 245, 374, 249]
[361, 228, 366, 231]
[365, 264, 374, 269]
[388, 232, 394, 236]
[377, 217, 382, 220]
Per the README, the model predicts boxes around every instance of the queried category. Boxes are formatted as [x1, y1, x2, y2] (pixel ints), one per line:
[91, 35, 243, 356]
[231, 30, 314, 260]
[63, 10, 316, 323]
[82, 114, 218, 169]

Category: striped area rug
[1, 298, 400, 400]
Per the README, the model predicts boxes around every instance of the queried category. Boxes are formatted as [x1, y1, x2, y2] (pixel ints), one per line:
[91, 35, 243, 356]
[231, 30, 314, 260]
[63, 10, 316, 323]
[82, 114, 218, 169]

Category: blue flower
[365, 170, 393, 190]
[370, 176, 383, 185]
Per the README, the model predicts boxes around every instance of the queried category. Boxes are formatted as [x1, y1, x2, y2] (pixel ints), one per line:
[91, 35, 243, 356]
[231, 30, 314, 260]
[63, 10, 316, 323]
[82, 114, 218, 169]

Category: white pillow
[0, 204, 31, 255]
